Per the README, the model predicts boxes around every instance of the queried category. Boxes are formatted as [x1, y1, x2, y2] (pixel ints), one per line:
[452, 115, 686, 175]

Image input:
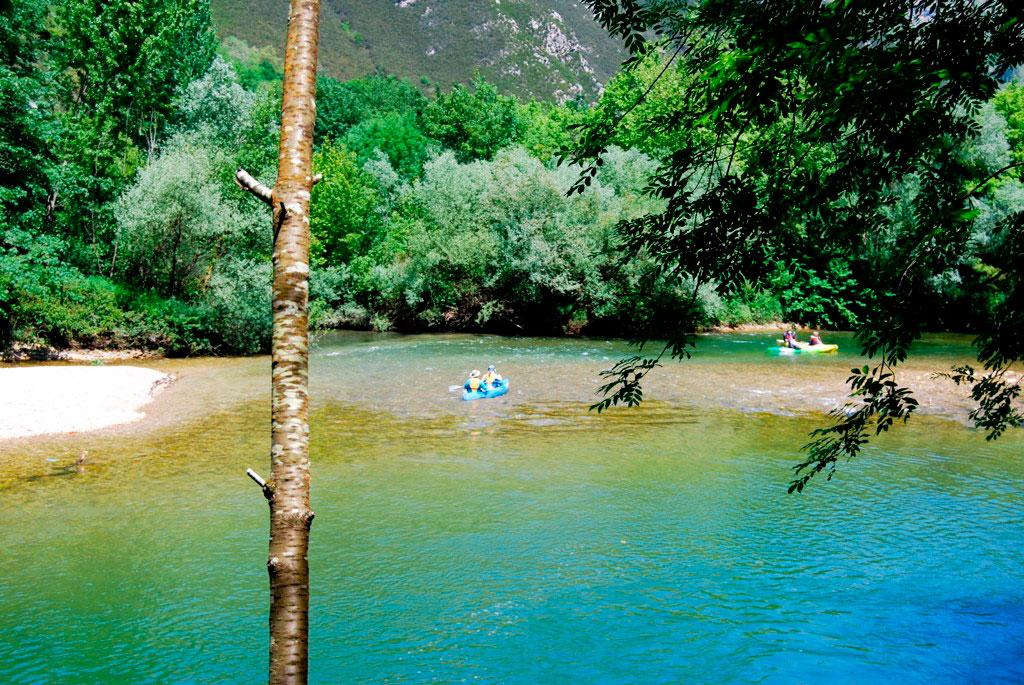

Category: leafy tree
[0, 0, 57, 346]
[310, 142, 386, 264]
[423, 77, 525, 162]
[203, 257, 271, 354]
[769, 258, 863, 328]
[993, 78, 1024, 161]
[581, 48, 693, 155]
[316, 74, 428, 144]
[359, 147, 665, 332]
[230, 84, 282, 200]
[518, 100, 583, 163]
[343, 112, 436, 178]
[570, 0, 1024, 488]
[52, 0, 216, 149]
[172, 56, 256, 147]
[0, 0, 54, 235]
[113, 137, 256, 298]
[46, 0, 217, 272]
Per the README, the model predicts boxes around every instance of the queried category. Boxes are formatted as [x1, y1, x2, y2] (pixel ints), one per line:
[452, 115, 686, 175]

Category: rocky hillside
[210, 0, 626, 101]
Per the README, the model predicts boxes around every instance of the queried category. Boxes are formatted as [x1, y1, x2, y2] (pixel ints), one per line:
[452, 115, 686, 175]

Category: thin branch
[612, 38, 687, 129]
[962, 161, 1024, 200]
[246, 468, 266, 488]
[236, 168, 273, 205]
[901, 160, 1024, 287]
[246, 468, 274, 500]
[724, 131, 741, 177]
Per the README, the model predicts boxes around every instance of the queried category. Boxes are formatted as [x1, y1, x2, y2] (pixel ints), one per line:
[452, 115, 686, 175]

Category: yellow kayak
[773, 340, 839, 354]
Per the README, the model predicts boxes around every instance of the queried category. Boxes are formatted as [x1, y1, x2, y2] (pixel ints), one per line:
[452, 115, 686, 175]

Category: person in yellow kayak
[809, 331, 823, 346]
[482, 365, 502, 385]
[783, 330, 800, 349]
[464, 369, 483, 393]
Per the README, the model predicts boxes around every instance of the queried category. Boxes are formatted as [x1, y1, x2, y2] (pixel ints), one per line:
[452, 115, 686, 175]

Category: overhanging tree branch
[962, 160, 1024, 200]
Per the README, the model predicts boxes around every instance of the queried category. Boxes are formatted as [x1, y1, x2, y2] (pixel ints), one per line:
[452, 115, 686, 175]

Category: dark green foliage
[1, 255, 204, 355]
[52, 0, 216, 147]
[0, 0, 53, 234]
[316, 75, 428, 145]
[423, 78, 525, 162]
[768, 258, 863, 328]
[310, 143, 387, 264]
[718, 282, 783, 326]
[44, 0, 217, 274]
[343, 113, 436, 179]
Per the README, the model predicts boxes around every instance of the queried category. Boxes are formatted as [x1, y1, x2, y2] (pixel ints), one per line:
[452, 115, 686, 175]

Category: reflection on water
[0, 332, 1021, 683]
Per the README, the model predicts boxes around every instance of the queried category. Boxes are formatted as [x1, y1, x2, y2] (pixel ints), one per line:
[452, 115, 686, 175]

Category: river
[0, 332, 1021, 683]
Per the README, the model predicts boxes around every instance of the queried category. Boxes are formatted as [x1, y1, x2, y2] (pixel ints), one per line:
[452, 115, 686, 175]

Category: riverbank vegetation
[3, 0, 1024, 359]
[568, 1, 1023, 486]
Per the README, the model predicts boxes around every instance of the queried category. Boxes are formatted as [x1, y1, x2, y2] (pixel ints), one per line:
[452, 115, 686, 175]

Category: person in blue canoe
[464, 369, 483, 393]
[482, 365, 502, 386]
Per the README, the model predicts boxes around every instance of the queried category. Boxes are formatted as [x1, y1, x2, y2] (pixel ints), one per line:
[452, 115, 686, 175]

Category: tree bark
[239, 1, 321, 683]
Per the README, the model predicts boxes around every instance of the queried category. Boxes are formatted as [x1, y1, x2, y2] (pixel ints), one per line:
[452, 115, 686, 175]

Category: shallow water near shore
[0, 332, 1021, 683]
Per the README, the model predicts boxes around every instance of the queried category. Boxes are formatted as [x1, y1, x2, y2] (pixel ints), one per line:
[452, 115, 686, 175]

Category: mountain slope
[210, 0, 626, 101]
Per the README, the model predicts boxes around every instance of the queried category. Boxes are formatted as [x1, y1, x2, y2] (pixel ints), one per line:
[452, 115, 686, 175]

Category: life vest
[466, 377, 482, 391]
[483, 372, 501, 384]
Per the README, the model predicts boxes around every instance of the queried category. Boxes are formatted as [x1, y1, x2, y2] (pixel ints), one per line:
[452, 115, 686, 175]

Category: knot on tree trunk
[275, 509, 315, 529]
[272, 201, 287, 242]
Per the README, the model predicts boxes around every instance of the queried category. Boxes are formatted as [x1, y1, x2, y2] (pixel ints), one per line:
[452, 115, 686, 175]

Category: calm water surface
[0, 332, 1021, 683]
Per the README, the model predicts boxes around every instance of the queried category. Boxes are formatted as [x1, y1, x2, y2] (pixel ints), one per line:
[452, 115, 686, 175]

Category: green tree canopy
[343, 112, 436, 178]
[52, 0, 216, 149]
[113, 136, 255, 298]
[310, 142, 386, 265]
[46, 0, 217, 273]
[423, 77, 525, 162]
[0, 0, 53, 233]
[172, 56, 256, 147]
[316, 74, 428, 145]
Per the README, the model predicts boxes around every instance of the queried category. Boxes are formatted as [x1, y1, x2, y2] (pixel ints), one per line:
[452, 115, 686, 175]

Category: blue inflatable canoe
[462, 378, 510, 401]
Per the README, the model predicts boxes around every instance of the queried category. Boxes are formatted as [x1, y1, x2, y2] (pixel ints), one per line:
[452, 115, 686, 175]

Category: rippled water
[1, 332, 1021, 683]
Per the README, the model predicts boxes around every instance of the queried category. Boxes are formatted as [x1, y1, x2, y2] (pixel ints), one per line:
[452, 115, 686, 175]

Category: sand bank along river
[0, 365, 170, 439]
[0, 332, 1021, 683]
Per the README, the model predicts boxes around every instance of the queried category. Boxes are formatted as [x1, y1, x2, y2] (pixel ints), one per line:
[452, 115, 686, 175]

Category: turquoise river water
[0, 332, 1021, 683]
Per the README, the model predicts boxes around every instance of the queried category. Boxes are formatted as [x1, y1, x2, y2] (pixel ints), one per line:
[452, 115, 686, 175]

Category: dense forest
[3, 0, 1024, 356]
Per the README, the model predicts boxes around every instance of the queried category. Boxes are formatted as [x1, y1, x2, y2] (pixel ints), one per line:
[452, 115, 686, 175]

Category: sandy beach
[0, 365, 172, 439]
